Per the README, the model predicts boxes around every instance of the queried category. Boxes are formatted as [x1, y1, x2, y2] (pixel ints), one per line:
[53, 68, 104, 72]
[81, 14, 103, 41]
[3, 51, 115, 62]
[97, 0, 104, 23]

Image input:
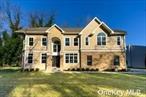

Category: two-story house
[16, 17, 126, 71]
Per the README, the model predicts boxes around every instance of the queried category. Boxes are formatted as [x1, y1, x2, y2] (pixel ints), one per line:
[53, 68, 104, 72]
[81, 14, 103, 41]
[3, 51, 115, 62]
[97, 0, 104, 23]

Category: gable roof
[112, 29, 126, 35]
[45, 24, 64, 33]
[15, 27, 83, 34]
[79, 17, 114, 35]
[15, 17, 126, 35]
[79, 17, 101, 35]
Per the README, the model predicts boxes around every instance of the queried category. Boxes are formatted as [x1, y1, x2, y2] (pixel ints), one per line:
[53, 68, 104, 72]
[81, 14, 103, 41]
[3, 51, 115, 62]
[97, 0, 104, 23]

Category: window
[117, 36, 121, 45]
[42, 53, 47, 63]
[114, 56, 120, 65]
[28, 53, 33, 63]
[70, 54, 73, 63]
[87, 55, 92, 65]
[97, 32, 106, 45]
[74, 54, 78, 63]
[85, 37, 89, 45]
[53, 41, 60, 52]
[42, 37, 47, 46]
[65, 54, 69, 63]
[65, 38, 70, 46]
[74, 38, 78, 46]
[29, 37, 33, 46]
[65, 53, 78, 63]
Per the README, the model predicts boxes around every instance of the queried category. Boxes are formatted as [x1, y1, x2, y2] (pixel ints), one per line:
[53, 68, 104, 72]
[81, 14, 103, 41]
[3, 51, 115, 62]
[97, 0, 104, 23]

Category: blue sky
[10, 0, 146, 45]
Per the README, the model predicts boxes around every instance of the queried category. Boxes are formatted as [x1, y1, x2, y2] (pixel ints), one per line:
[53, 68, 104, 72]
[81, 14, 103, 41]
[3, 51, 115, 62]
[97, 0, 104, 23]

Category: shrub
[72, 68, 76, 71]
[25, 68, 29, 72]
[90, 68, 95, 71]
[66, 68, 70, 71]
[118, 69, 127, 72]
[30, 68, 34, 72]
[86, 68, 89, 71]
[76, 68, 80, 71]
[81, 68, 85, 71]
[95, 68, 99, 71]
[20, 68, 24, 72]
[105, 69, 115, 72]
[36, 68, 39, 72]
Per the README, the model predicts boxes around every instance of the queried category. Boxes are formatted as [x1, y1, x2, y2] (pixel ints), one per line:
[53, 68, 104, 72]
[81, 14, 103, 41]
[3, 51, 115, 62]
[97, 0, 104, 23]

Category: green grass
[0, 67, 146, 97]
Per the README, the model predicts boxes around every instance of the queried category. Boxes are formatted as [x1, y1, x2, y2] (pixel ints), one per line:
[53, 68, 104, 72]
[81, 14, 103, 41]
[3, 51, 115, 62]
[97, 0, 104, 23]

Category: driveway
[125, 68, 146, 74]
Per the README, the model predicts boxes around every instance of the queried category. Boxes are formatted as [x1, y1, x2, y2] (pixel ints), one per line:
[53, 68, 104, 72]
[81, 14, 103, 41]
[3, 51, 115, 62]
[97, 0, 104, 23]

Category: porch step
[52, 67, 61, 72]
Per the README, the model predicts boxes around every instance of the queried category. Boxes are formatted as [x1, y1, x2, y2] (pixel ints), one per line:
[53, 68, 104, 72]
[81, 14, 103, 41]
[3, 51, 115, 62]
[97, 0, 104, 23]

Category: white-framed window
[29, 37, 34, 46]
[97, 32, 106, 45]
[28, 53, 33, 63]
[74, 38, 78, 46]
[53, 41, 60, 52]
[87, 55, 92, 65]
[117, 36, 121, 45]
[41, 53, 47, 63]
[65, 38, 70, 46]
[85, 37, 89, 45]
[42, 37, 47, 46]
[65, 53, 78, 63]
[114, 55, 120, 65]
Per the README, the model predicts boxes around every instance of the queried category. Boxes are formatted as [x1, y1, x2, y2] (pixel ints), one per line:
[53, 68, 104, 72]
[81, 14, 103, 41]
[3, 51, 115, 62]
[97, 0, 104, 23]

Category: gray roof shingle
[15, 27, 126, 35]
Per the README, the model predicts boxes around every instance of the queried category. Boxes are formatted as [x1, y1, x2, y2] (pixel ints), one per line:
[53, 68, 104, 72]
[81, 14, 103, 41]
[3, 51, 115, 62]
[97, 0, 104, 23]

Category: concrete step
[52, 67, 61, 72]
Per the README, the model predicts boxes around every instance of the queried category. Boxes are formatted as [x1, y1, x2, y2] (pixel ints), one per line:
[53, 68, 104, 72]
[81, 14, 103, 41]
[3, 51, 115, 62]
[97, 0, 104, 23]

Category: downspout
[79, 35, 82, 69]
[46, 33, 49, 71]
[123, 35, 127, 70]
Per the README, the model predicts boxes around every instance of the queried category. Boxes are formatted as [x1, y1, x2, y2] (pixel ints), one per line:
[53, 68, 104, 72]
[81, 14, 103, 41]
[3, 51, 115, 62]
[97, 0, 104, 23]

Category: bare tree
[5, 2, 22, 33]
[29, 11, 55, 27]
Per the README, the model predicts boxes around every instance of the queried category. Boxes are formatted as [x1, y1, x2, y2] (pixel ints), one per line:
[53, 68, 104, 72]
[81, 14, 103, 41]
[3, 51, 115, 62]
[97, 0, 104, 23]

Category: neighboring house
[126, 45, 146, 69]
[16, 17, 126, 71]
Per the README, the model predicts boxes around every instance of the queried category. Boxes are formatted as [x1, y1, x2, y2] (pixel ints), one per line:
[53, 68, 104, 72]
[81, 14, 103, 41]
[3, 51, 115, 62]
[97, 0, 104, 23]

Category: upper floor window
[65, 38, 70, 46]
[117, 36, 121, 45]
[53, 41, 60, 52]
[85, 37, 89, 45]
[97, 32, 106, 45]
[28, 53, 33, 63]
[41, 53, 47, 63]
[74, 38, 78, 46]
[42, 37, 47, 46]
[29, 37, 33, 46]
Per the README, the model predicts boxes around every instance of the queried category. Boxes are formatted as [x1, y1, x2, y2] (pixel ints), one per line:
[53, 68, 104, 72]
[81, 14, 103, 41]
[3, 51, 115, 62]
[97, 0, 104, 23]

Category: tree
[29, 12, 55, 27]
[0, 34, 3, 66]
[0, 0, 56, 67]
[45, 14, 55, 27]
[5, 2, 22, 38]
[0, 0, 23, 66]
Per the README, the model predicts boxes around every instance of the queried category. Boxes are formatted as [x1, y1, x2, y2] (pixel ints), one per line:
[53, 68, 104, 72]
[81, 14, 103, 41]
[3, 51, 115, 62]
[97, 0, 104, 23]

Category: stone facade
[17, 17, 127, 72]
[81, 52, 126, 71]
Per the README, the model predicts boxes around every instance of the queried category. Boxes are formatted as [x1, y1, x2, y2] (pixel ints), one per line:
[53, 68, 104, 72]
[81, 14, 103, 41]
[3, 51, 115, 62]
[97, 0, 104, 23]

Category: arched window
[97, 32, 106, 45]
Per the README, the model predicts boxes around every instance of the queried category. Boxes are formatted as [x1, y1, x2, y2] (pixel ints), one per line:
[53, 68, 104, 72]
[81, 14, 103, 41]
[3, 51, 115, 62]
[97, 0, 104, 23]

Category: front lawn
[0, 67, 145, 97]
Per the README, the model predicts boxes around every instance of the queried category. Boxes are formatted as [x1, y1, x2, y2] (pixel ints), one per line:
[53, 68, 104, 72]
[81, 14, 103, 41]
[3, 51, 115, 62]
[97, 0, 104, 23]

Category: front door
[52, 56, 60, 67]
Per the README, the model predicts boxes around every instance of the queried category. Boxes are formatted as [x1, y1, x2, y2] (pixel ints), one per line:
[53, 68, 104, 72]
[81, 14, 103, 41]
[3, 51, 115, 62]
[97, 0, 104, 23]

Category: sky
[9, 0, 146, 46]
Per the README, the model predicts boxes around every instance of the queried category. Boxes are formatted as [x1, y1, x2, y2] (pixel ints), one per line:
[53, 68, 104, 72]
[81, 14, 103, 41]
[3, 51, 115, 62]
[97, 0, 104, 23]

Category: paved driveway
[126, 68, 146, 74]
